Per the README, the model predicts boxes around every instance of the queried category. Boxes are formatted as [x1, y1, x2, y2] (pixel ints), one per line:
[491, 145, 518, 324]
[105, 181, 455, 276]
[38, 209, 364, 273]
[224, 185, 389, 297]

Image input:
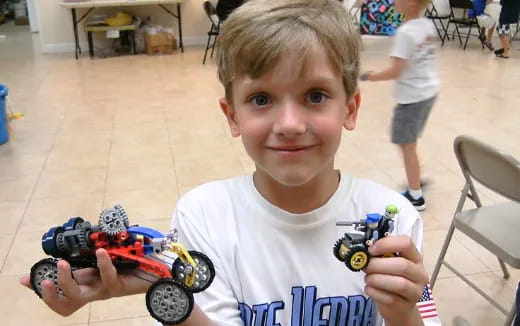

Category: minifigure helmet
[385, 204, 399, 215]
[366, 213, 382, 224]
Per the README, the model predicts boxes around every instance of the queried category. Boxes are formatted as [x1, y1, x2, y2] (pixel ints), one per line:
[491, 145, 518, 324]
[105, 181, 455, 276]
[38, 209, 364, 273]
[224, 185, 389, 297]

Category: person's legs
[500, 34, 511, 57]
[399, 142, 421, 191]
[487, 24, 495, 41]
[495, 24, 511, 57]
[391, 96, 435, 210]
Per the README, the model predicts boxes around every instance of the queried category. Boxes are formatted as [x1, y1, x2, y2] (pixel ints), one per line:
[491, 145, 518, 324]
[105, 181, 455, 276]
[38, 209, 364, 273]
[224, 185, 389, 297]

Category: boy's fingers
[365, 273, 423, 302]
[368, 236, 422, 264]
[365, 256, 428, 285]
[364, 283, 407, 305]
[56, 260, 82, 301]
[96, 249, 118, 288]
[20, 275, 31, 288]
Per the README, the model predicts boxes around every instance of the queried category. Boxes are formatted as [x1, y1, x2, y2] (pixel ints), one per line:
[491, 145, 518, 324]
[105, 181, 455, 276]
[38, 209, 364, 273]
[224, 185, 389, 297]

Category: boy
[494, 0, 520, 59]
[21, 0, 441, 325]
[361, 0, 439, 211]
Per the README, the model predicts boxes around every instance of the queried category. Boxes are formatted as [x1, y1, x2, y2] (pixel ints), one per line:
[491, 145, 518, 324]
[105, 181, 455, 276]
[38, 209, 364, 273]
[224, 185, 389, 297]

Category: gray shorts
[391, 95, 436, 144]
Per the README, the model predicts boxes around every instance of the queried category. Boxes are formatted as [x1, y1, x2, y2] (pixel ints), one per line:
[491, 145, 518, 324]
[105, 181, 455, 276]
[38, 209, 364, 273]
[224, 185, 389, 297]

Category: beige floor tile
[423, 229, 492, 279]
[18, 194, 104, 233]
[112, 122, 169, 145]
[106, 163, 176, 193]
[109, 142, 173, 166]
[89, 294, 149, 322]
[0, 151, 47, 177]
[171, 135, 237, 162]
[0, 201, 26, 234]
[0, 173, 39, 202]
[0, 275, 90, 325]
[1, 230, 52, 276]
[174, 157, 245, 189]
[33, 168, 106, 199]
[0, 234, 15, 267]
[46, 141, 111, 171]
[103, 189, 178, 222]
[89, 316, 154, 325]
[434, 275, 513, 326]
[53, 129, 113, 145]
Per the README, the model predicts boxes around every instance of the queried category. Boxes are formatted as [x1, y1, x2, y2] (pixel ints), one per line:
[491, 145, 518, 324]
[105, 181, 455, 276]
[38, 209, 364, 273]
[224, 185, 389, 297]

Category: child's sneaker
[402, 191, 426, 211]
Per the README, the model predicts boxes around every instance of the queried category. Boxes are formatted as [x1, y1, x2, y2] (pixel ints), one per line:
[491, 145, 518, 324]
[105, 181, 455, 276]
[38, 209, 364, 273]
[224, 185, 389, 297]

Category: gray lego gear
[56, 233, 67, 252]
[98, 205, 129, 235]
[114, 204, 130, 228]
[77, 222, 92, 250]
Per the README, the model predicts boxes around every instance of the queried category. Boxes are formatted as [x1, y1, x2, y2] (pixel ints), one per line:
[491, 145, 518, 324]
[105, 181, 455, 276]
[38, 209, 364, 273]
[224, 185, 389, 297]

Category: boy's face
[219, 49, 360, 188]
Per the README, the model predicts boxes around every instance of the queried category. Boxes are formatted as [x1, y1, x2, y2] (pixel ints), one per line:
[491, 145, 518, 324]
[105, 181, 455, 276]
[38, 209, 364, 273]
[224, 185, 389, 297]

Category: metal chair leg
[203, 33, 212, 64]
[463, 25, 472, 50]
[498, 258, 511, 279]
[430, 223, 456, 288]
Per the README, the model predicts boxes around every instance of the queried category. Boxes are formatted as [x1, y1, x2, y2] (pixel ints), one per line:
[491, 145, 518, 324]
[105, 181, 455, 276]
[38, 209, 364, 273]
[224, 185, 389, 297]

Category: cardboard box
[145, 32, 177, 55]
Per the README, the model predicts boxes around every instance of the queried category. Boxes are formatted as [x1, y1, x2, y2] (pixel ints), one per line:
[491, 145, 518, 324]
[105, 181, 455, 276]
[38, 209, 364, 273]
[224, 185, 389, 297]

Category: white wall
[27, 0, 39, 32]
[39, 0, 210, 53]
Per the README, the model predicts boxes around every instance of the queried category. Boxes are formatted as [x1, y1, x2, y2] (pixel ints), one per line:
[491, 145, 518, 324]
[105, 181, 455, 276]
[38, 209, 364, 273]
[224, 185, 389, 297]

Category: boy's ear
[219, 97, 241, 137]
[343, 90, 361, 131]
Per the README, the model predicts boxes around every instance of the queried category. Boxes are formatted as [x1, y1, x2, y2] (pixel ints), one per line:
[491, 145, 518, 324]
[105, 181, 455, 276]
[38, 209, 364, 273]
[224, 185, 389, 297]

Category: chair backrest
[454, 135, 520, 202]
[203, 0, 220, 27]
[449, 0, 474, 10]
[428, 0, 451, 16]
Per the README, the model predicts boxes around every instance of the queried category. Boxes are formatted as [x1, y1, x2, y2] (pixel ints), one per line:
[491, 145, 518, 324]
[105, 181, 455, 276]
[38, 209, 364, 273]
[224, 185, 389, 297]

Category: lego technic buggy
[333, 205, 398, 272]
[30, 205, 215, 325]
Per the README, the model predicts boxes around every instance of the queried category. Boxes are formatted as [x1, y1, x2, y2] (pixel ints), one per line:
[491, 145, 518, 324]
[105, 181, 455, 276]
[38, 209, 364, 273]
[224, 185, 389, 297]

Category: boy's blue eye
[251, 94, 271, 106]
[307, 91, 326, 104]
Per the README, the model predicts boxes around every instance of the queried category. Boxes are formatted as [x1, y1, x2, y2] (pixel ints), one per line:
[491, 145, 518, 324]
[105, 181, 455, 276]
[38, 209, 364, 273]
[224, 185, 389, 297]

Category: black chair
[444, 0, 485, 50]
[424, 0, 451, 46]
[202, 0, 221, 64]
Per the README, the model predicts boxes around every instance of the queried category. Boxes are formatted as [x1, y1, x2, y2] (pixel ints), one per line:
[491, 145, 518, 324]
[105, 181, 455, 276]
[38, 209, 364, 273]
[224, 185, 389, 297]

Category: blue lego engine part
[42, 226, 65, 257]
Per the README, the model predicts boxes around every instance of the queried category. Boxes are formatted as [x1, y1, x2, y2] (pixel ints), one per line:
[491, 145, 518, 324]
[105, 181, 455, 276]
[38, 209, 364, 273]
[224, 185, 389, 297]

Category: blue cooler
[0, 85, 8, 145]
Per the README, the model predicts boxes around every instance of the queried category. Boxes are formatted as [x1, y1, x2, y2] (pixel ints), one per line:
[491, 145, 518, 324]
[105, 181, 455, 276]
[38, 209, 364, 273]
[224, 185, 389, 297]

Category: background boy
[361, 0, 439, 211]
[21, 0, 440, 325]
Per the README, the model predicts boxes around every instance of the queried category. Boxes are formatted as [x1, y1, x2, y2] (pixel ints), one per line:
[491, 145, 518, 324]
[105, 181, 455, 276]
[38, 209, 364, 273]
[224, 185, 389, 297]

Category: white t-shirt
[391, 17, 440, 104]
[163, 172, 442, 325]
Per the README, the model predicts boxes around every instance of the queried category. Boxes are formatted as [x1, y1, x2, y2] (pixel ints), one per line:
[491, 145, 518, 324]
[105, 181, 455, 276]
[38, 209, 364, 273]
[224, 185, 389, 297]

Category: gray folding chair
[430, 135, 520, 326]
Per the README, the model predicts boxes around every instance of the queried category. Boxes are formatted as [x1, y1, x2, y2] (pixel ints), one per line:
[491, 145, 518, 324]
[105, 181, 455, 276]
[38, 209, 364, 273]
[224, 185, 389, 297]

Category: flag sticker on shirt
[417, 283, 438, 319]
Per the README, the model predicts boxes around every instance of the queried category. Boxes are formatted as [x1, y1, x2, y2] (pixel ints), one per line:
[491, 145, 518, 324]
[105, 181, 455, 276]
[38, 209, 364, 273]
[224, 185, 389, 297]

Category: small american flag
[417, 283, 438, 319]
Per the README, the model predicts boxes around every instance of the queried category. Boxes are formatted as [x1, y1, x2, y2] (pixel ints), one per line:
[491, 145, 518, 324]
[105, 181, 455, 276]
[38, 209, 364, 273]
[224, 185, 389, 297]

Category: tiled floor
[1, 21, 519, 326]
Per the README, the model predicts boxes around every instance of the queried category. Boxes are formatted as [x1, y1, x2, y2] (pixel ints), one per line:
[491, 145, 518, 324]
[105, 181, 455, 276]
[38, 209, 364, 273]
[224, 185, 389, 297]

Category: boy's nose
[272, 101, 306, 136]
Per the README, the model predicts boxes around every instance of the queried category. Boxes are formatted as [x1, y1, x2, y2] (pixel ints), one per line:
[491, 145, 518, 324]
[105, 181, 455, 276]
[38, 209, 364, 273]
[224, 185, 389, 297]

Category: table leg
[87, 31, 94, 57]
[71, 8, 81, 59]
[177, 3, 183, 52]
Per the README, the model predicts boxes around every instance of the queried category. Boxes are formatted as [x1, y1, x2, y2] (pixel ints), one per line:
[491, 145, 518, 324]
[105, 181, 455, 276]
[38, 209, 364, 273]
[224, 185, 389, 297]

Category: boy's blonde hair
[215, 0, 360, 103]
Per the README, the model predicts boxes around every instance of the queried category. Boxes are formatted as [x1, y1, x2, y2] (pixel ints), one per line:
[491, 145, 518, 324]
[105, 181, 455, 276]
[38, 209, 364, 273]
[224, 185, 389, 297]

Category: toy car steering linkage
[30, 204, 216, 325]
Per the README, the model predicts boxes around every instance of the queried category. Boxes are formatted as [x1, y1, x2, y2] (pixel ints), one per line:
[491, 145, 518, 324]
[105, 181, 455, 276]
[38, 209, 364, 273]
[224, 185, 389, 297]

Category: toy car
[333, 205, 398, 272]
[30, 204, 215, 325]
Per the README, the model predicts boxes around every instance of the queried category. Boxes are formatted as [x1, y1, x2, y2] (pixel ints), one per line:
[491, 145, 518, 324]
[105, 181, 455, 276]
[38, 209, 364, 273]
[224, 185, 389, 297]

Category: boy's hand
[359, 71, 373, 81]
[364, 236, 428, 326]
[19, 249, 150, 316]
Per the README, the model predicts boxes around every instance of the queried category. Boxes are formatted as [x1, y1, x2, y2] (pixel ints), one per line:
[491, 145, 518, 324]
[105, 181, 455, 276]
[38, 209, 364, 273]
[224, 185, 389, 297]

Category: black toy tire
[333, 237, 346, 262]
[172, 250, 215, 293]
[146, 278, 194, 325]
[344, 246, 370, 272]
[30, 258, 60, 298]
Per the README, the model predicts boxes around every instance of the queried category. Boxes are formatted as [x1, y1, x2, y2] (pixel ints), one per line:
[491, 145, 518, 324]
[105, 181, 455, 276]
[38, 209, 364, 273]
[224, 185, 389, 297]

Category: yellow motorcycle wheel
[350, 251, 368, 271]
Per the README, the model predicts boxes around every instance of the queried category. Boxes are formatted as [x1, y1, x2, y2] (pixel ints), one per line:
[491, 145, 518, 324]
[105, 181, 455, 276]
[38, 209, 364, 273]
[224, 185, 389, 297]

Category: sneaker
[402, 191, 426, 211]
